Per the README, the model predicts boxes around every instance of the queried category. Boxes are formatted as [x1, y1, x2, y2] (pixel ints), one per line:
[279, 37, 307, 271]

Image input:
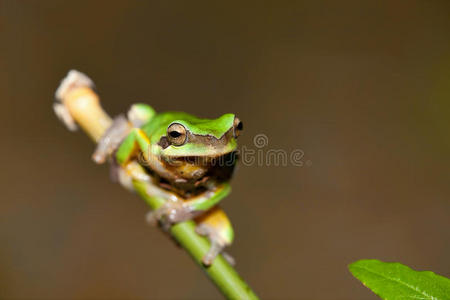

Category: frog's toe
[221, 251, 236, 266]
[53, 102, 78, 131]
[145, 209, 164, 226]
[202, 240, 223, 266]
[146, 210, 171, 231]
[55, 70, 93, 101]
[146, 201, 197, 228]
[54, 70, 94, 131]
[196, 223, 233, 266]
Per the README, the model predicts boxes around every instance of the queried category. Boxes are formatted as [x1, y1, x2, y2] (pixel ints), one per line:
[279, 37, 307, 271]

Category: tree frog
[92, 104, 243, 265]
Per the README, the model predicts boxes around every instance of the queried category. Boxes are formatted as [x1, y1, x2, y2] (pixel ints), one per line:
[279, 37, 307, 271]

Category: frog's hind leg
[195, 206, 235, 266]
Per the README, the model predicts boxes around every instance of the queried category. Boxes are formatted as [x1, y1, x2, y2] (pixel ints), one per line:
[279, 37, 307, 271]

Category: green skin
[113, 104, 241, 261]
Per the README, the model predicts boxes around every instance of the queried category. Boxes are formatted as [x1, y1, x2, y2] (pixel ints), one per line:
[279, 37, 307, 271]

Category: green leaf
[348, 259, 450, 300]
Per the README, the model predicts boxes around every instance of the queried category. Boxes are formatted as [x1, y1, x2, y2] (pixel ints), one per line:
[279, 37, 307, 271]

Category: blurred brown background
[1, 1, 449, 299]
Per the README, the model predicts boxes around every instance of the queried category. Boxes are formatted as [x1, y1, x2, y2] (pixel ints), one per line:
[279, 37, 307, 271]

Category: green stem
[133, 179, 259, 300]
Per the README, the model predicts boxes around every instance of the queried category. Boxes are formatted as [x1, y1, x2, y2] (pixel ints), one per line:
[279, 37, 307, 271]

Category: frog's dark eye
[233, 117, 243, 138]
[167, 123, 187, 146]
[169, 131, 181, 138]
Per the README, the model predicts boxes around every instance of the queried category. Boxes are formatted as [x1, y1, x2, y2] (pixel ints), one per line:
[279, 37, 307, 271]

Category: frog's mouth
[166, 151, 238, 167]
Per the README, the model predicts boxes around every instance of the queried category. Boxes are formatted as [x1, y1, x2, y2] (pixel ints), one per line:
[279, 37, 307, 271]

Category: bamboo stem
[54, 70, 259, 300]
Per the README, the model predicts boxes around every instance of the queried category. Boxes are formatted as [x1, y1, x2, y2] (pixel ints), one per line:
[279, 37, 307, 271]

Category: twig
[54, 70, 259, 300]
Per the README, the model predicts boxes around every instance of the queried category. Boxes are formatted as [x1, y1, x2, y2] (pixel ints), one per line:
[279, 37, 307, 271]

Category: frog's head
[158, 113, 243, 158]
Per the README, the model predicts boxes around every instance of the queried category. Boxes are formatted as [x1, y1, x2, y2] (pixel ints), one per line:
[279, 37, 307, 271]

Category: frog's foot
[196, 224, 234, 266]
[92, 115, 131, 164]
[127, 103, 156, 128]
[54, 70, 94, 131]
[146, 201, 200, 230]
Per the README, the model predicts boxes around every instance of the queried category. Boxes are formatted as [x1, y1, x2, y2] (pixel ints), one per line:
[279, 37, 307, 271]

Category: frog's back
[141, 110, 235, 144]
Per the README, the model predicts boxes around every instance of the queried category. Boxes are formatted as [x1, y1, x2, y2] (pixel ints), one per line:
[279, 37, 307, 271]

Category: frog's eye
[167, 123, 187, 146]
[233, 117, 243, 138]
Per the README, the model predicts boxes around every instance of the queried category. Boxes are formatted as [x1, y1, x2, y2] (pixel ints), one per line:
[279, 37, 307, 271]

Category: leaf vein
[352, 265, 436, 300]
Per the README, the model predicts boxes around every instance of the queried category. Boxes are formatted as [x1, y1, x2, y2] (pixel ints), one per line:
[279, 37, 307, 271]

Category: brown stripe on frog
[158, 127, 234, 150]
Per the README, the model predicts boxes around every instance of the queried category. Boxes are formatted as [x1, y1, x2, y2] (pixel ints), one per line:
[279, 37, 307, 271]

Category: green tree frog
[92, 103, 243, 265]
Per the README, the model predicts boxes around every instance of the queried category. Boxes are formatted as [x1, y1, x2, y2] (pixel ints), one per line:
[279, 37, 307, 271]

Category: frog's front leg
[146, 183, 233, 266]
[146, 182, 231, 225]
[93, 103, 155, 164]
[92, 115, 131, 164]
